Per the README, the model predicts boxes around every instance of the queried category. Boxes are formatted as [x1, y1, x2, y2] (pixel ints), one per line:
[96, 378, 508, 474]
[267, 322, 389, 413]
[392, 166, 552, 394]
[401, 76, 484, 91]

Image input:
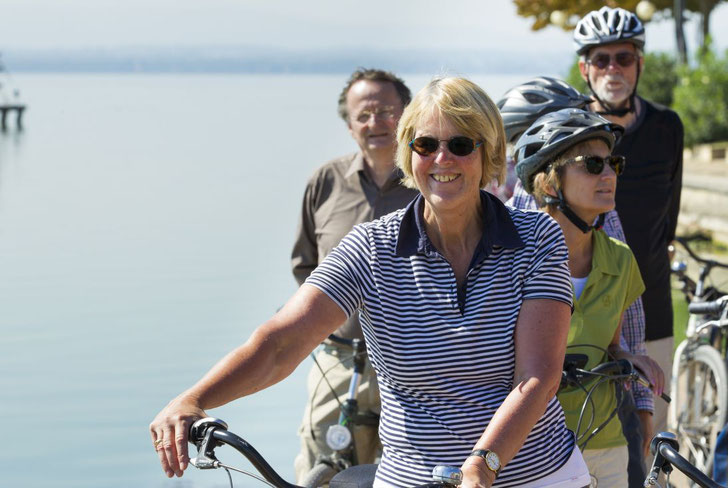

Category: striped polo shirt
[307, 191, 575, 488]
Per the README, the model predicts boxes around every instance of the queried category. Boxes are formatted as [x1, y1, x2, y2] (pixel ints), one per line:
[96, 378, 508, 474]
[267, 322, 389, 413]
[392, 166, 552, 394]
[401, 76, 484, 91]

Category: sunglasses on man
[587, 52, 638, 70]
[409, 136, 482, 157]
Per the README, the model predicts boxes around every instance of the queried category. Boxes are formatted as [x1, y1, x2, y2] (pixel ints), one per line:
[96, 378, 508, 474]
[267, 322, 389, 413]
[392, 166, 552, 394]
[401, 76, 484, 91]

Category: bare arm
[460, 299, 570, 488]
[149, 284, 347, 478]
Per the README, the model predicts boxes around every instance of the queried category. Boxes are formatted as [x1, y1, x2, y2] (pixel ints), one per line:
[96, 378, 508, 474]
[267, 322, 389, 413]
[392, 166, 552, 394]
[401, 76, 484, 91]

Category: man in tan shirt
[291, 68, 417, 481]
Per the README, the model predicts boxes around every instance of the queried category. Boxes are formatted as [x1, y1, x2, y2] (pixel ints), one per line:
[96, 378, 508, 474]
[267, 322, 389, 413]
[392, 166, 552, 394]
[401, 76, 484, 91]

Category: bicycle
[300, 335, 379, 488]
[187, 417, 461, 488]
[561, 349, 671, 451]
[669, 235, 728, 480]
[645, 431, 726, 488]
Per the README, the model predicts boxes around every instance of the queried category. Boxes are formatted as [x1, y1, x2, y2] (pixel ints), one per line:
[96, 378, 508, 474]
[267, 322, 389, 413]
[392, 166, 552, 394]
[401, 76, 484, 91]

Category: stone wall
[678, 144, 728, 244]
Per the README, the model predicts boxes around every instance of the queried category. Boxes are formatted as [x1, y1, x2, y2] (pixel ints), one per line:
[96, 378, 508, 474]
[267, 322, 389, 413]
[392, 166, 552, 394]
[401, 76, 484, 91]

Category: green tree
[565, 52, 678, 107]
[512, 0, 725, 54]
[672, 45, 728, 146]
[638, 52, 679, 107]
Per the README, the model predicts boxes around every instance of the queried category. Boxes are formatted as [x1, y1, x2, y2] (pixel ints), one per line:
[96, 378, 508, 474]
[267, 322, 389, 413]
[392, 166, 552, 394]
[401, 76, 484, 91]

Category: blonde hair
[395, 77, 506, 189]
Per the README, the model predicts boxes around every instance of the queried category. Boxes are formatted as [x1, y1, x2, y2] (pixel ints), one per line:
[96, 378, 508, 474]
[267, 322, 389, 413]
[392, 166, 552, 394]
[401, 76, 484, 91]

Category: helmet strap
[543, 190, 604, 234]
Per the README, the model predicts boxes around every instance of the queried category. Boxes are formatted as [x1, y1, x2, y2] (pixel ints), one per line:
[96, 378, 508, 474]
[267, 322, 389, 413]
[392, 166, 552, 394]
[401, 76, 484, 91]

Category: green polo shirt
[558, 229, 645, 450]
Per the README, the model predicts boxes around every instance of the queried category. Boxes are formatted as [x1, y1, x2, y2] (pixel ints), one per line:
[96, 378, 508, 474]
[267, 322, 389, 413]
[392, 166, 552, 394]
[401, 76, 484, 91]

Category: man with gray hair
[291, 68, 417, 482]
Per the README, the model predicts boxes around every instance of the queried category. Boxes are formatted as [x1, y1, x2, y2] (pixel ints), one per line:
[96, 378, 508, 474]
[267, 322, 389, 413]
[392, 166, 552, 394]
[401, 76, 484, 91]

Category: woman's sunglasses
[587, 52, 638, 70]
[565, 155, 626, 176]
[409, 136, 482, 157]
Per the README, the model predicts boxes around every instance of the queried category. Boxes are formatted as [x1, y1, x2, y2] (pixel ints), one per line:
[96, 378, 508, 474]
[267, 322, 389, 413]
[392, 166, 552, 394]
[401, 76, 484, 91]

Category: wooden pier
[0, 104, 25, 130]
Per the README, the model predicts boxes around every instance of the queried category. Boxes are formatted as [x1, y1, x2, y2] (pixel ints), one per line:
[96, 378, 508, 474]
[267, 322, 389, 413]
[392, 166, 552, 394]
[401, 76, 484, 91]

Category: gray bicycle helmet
[574, 6, 645, 55]
[497, 77, 593, 144]
[514, 108, 624, 194]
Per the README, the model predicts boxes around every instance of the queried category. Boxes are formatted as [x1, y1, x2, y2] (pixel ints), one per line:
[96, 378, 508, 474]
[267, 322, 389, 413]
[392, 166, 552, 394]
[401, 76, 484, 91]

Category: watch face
[485, 451, 500, 471]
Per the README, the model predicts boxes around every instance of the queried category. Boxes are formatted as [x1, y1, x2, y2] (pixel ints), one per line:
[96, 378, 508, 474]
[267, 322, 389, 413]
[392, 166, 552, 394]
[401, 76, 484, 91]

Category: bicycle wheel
[301, 462, 339, 488]
[670, 343, 728, 481]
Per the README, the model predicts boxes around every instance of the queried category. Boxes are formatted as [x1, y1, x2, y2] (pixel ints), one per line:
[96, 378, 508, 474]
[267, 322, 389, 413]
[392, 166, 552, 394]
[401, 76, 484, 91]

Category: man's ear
[578, 59, 589, 83]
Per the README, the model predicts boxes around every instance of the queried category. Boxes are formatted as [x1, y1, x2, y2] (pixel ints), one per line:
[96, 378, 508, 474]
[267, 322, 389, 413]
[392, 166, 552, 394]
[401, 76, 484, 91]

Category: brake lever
[189, 417, 229, 469]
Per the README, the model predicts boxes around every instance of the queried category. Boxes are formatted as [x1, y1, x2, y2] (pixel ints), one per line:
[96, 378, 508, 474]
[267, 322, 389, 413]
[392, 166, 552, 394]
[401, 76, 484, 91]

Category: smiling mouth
[431, 174, 459, 183]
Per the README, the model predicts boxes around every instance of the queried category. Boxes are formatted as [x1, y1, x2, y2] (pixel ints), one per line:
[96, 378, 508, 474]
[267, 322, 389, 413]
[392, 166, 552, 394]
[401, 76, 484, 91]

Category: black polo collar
[395, 190, 525, 265]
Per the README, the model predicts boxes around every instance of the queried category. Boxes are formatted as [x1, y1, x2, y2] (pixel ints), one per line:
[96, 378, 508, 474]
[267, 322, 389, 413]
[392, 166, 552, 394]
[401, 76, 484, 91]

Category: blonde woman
[150, 79, 590, 488]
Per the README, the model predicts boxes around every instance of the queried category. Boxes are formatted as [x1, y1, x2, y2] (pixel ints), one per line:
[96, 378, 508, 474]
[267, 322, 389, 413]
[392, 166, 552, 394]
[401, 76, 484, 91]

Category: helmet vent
[523, 93, 548, 104]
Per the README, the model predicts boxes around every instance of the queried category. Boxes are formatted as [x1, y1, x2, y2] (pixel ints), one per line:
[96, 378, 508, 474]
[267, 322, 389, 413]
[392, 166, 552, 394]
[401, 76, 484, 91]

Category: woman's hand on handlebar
[149, 394, 208, 478]
[460, 456, 496, 488]
[630, 354, 665, 397]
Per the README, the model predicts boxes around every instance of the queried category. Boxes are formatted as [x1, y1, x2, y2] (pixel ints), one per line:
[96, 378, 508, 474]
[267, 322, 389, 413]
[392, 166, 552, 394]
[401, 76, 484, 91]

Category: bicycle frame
[669, 236, 728, 482]
[302, 335, 380, 486]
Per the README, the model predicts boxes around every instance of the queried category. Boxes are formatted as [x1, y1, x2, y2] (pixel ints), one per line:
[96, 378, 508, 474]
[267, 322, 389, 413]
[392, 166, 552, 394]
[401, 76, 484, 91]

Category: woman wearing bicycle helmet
[486, 76, 592, 202]
[515, 107, 662, 487]
[151, 77, 592, 488]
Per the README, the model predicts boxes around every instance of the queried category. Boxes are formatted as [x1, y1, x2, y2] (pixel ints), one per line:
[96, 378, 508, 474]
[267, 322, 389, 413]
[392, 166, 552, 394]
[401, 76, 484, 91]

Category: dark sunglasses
[409, 136, 482, 157]
[565, 155, 626, 176]
[587, 52, 638, 70]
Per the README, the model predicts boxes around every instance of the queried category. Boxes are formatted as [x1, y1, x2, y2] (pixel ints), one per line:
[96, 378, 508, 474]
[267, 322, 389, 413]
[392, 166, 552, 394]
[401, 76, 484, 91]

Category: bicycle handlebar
[675, 236, 728, 270]
[189, 418, 301, 488]
[188, 418, 460, 488]
[647, 432, 726, 488]
[689, 297, 728, 316]
[563, 358, 671, 403]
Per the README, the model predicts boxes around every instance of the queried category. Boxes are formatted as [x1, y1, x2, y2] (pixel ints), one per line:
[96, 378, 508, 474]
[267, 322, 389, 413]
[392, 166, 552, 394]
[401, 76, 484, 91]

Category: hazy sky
[1, 0, 726, 55]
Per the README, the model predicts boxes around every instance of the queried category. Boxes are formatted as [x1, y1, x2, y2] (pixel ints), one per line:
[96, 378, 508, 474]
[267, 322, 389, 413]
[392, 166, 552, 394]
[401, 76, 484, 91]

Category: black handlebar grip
[688, 300, 725, 315]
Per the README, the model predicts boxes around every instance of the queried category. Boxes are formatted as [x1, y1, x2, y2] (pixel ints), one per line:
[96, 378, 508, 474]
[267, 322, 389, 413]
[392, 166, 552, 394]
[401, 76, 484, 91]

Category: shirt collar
[395, 190, 525, 262]
[591, 230, 621, 276]
[344, 152, 406, 189]
[344, 152, 367, 179]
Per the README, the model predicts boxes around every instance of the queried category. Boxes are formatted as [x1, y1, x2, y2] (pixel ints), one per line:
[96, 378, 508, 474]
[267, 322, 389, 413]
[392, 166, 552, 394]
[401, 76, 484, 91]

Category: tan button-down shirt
[291, 152, 419, 340]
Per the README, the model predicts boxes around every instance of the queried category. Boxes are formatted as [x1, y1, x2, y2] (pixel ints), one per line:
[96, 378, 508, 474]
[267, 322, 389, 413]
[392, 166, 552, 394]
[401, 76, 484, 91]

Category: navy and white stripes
[307, 195, 575, 487]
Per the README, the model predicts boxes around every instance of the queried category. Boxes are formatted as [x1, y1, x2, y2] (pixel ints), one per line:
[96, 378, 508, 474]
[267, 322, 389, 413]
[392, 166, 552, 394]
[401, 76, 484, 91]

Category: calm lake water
[0, 72, 548, 487]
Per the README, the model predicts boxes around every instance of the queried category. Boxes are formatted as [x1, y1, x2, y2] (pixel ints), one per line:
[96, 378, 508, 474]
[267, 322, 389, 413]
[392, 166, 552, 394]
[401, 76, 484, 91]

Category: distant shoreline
[1, 47, 572, 75]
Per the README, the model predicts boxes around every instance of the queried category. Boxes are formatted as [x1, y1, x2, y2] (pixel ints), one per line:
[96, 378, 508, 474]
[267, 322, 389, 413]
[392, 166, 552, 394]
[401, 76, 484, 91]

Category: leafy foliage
[673, 46, 728, 146]
[638, 52, 679, 107]
[512, 0, 722, 31]
[565, 56, 588, 93]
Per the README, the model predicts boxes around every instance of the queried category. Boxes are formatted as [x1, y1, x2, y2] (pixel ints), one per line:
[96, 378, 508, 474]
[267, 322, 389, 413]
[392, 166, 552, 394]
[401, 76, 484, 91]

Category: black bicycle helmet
[497, 77, 593, 144]
[515, 108, 624, 233]
[514, 108, 624, 194]
[574, 6, 645, 55]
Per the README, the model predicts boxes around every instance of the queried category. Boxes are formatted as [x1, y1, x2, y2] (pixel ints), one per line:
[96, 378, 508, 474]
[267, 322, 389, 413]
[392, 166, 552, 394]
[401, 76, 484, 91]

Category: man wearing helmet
[574, 3, 683, 467]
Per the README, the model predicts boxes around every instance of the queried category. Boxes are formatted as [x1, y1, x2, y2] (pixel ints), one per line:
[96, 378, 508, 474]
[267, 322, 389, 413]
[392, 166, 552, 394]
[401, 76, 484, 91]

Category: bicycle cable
[217, 461, 278, 488]
[307, 348, 365, 440]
